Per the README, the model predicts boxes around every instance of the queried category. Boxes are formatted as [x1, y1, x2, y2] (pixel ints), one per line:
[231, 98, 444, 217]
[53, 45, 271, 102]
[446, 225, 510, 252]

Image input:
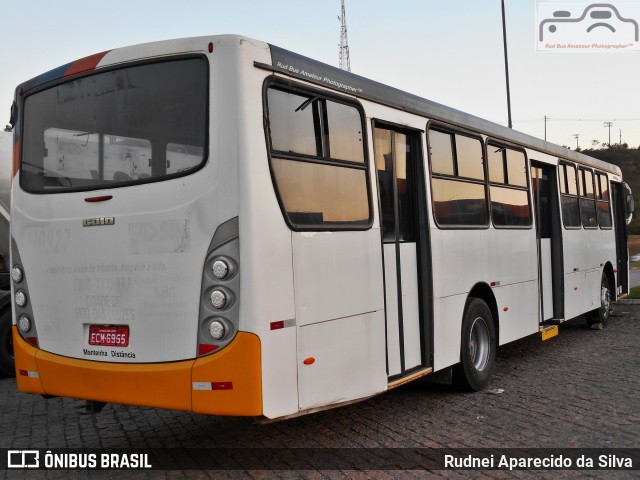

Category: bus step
[539, 324, 559, 341]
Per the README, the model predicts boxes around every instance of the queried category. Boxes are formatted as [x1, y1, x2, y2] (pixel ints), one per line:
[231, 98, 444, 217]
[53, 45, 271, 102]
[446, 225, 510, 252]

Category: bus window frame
[578, 166, 598, 230]
[595, 171, 613, 230]
[485, 140, 533, 230]
[558, 160, 582, 230]
[18, 55, 210, 195]
[262, 77, 373, 232]
[426, 121, 489, 230]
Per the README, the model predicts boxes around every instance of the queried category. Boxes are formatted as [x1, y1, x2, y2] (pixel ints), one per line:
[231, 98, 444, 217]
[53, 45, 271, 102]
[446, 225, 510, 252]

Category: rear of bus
[10, 36, 264, 416]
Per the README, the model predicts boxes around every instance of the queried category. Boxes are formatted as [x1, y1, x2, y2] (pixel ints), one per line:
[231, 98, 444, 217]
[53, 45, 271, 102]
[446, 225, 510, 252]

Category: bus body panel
[432, 294, 467, 371]
[492, 281, 539, 345]
[291, 231, 384, 327]
[11, 173, 220, 363]
[288, 203, 386, 409]
[398, 242, 422, 370]
[430, 229, 483, 298]
[480, 228, 538, 343]
[480, 228, 537, 288]
[382, 243, 402, 376]
[297, 311, 386, 410]
[234, 39, 300, 418]
[14, 326, 262, 415]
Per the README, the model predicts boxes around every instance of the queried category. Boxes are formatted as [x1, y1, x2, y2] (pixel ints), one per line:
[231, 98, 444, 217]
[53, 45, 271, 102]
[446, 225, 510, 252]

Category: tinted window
[598, 200, 612, 228]
[375, 128, 395, 241]
[565, 164, 578, 196]
[272, 159, 369, 226]
[559, 163, 581, 228]
[490, 186, 531, 227]
[429, 130, 454, 176]
[506, 150, 527, 187]
[428, 127, 487, 228]
[268, 89, 319, 156]
[579, 168, 597, 228]
[595, 172, 612, 228]
[431, 178, 487, 226]
[487, 146, 505, 184]
[267, 85, 370, 230]
[487, 143, 531, 227]
[22, 58, 207, 193]
[395, 133, 415, 241]
[456, 135, 484, 180]
[562, 196, 581, 227]
[326, 101, 364, 162]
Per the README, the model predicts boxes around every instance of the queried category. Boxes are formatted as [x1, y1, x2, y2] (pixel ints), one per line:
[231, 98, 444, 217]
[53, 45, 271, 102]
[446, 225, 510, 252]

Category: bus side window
[579, 168, 597, 228]
[559, 162, 581, 228]
[428, 128, 487, 228]
[486, 144, 531, 228]
[266, 85, 370, 230]
[595, 172, 612, 228]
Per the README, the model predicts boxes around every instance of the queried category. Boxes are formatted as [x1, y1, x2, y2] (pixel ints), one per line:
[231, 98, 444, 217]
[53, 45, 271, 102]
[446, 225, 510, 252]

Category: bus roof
[13, 34, 621, 178]
[265, 43, 621, 177]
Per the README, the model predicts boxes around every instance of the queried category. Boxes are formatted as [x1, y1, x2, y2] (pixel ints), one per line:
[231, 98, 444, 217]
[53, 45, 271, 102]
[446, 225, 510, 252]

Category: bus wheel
[586, 274, 611, 329]
[0, 307, 15, 377]
[453, 298, 496, 391]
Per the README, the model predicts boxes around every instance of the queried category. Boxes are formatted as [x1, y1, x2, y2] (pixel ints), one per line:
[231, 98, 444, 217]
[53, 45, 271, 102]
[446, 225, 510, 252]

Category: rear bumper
[13, 327, 262, 416]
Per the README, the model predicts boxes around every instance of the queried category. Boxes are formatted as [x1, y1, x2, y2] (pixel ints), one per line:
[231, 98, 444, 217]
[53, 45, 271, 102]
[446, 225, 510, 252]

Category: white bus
[8, 35, 632, 420]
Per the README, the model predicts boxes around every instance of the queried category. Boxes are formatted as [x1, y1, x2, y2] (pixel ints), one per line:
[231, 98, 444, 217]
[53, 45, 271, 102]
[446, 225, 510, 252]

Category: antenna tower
[338, 0, 351, 72]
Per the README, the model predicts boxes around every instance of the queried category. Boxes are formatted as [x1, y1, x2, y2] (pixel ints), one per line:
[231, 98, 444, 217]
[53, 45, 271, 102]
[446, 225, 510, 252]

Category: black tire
[586, 273, 612, 329]
[453, 298, 496, 391]
[0, 307, 15, 377]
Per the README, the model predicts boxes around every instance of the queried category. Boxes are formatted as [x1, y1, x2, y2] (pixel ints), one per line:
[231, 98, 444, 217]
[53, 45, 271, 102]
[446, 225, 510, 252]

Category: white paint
[291, 230, 384, 327]
[297, 311, 386, 411]
[382, 244, 401, 376]
[399, 242, 421, 370]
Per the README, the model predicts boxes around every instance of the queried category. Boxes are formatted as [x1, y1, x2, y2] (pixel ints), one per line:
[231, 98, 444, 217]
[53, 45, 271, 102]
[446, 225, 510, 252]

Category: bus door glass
[374, 125, 427, 377]
[531, 162, 564, 321]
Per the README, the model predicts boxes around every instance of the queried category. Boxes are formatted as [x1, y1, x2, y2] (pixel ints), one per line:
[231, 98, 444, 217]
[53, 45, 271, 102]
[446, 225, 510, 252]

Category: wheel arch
[603, 261, 615, 296]
[467, 282, 499, 345]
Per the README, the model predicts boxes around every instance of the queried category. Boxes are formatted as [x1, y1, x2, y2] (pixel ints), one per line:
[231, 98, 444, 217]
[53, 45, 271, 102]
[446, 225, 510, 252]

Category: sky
[1, 0, 639, 150]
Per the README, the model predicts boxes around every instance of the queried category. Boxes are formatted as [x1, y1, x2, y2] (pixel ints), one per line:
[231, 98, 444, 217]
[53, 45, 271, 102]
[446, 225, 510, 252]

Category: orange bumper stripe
[13, 327, 262, 416]
[192, 333, 262, 416]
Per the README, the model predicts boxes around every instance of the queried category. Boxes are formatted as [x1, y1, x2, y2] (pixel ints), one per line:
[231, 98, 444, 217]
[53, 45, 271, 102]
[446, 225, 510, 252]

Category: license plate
[88, 325, 129, 347]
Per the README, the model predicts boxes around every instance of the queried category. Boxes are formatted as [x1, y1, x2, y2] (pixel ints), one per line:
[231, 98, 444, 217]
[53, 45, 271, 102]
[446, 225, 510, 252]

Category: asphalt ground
[0, 305, 639, 479]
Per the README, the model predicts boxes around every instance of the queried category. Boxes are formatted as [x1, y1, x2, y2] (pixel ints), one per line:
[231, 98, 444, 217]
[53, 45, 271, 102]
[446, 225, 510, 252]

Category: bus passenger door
[611, 182, 629, 296]
[373, 124, 431, 379]
[531, 162, 564, 321]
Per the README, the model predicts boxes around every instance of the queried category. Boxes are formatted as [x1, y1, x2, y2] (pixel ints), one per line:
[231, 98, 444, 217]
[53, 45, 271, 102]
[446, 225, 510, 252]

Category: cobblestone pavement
[1, 305, 639, 479]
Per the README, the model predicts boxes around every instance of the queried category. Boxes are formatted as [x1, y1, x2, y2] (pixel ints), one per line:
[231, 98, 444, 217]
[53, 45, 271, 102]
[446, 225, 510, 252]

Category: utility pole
[338, 0, 351, 72]
[501, 0, 512, 128]
[544, 115, 547, 141]
[619, 129, 622, 145]
[573, 134, 579, 150]
[604, 121, 613, 146]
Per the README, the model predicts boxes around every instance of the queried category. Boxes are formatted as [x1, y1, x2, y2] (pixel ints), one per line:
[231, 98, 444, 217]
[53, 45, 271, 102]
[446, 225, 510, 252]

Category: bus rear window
[21, 57, 207, 193]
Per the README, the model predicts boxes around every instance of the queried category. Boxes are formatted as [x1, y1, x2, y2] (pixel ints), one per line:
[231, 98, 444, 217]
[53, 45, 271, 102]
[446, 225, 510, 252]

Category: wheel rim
[468, 316, 490, 371]
[601, 282, 611, 321]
